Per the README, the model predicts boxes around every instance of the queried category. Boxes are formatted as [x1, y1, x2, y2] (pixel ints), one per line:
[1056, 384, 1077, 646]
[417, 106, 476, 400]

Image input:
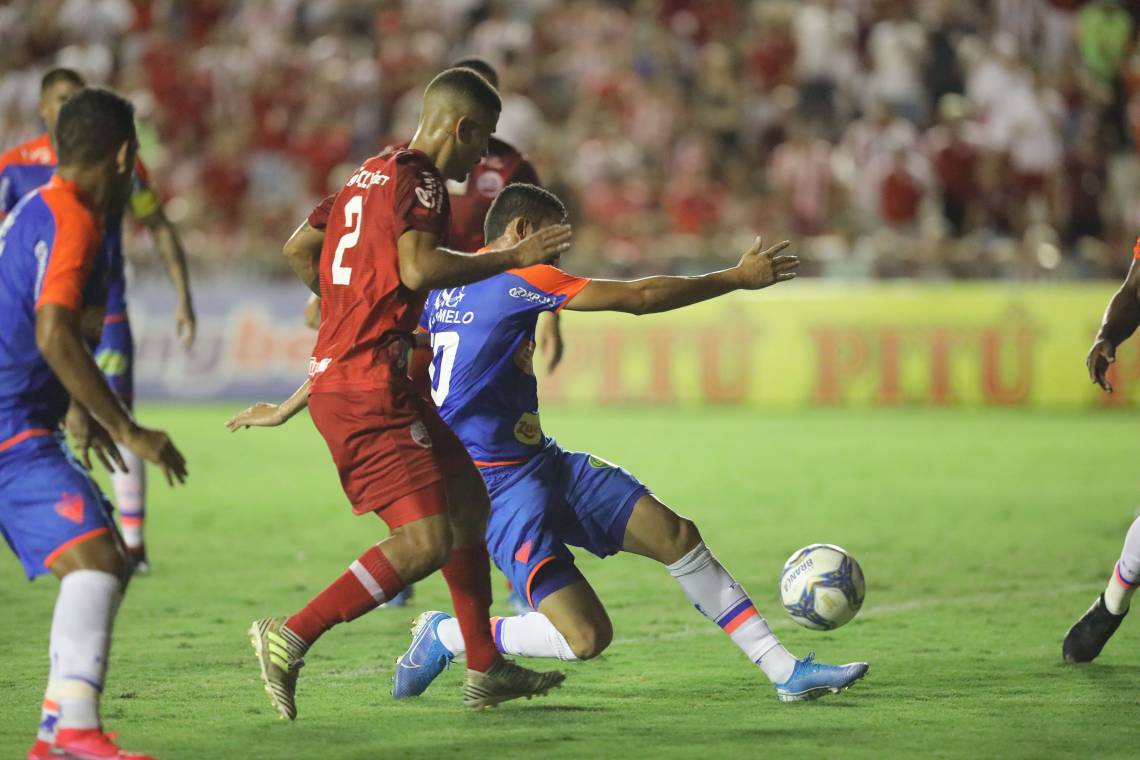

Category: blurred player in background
[299, 59, 562, 609]
[245, 68, 571, 720]
[0, 87, 187, 760]
[1063, 236, 1140, 663]
[229, 183, 870, 703]
[0, 67, 196, 575]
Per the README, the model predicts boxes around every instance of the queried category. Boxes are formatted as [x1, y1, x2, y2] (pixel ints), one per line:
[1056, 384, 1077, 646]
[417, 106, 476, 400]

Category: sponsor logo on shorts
[515, 540, 533, 564]
[587, 455, 616, 469]
[410, 420, 433, 448]
[54, 492, 85, 524]
[514, 412, 542, 445]
[508, 287, 557, 308]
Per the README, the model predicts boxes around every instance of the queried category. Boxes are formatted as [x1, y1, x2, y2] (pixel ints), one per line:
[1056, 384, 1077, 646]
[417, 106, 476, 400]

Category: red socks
[286, 546, 404, 646]
[441, 543, 499, 672]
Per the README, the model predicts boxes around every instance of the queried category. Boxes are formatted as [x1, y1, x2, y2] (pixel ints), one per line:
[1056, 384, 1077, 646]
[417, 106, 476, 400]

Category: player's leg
[96, 315, 148, 573]
[251, 485, 450, 720]
[434, 441, 567, 707]
[1063, 515, 1140, 662]
[1, 438, 148, 759]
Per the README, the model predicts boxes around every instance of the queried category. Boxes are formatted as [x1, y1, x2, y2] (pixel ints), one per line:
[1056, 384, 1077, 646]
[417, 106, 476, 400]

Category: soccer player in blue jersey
[0, 68, 196, 574]
[0, 87, 187, 760]
[228, 183, 868, 702]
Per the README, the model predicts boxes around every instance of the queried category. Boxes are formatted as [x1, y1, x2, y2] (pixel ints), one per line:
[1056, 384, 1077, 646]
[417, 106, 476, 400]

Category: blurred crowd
[3, 0, 1140, 280]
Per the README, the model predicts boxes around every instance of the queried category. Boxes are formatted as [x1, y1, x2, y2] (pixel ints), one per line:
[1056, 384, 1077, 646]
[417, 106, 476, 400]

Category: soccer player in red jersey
[1063, 237, 1140, 662]
[0, 68, 197, 575]
[0, 87, 187, 760]
[247, 68, 572, 718]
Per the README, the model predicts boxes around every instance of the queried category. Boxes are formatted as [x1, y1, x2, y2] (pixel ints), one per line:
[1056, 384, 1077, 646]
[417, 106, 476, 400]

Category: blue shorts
[0, 433, 117, 580]
[94, 313, 134, 402]
[480, 439, 649, 610]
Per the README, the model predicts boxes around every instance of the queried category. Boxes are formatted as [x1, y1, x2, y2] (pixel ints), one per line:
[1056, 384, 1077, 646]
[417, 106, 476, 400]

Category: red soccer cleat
[53, 728, 155, 760]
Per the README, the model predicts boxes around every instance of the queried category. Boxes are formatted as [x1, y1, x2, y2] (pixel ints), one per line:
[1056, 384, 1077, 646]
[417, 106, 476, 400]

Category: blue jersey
[419, 262, 589, 465]
[0, 134, 158, 318]
[0, 175, 107, 449]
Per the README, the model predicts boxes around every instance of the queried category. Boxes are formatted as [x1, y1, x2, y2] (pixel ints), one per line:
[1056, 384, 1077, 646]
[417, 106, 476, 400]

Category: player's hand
[122, 426, 188, 486]
[733, 237, 798, 290]
[176, 301, 196, 350]
[512, 224, 572, 268]
[66, 404, 127, 474]
[226, 402, 285, 431]
[1087, 338, 1116, 393]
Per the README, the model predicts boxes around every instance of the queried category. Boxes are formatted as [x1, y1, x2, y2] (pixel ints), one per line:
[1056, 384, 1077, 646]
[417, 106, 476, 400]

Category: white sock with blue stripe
[1105, 516, 1140, 615]
[52, 570, 122, 730]
[437, 612, 579, 661]
[111, 444, 145, 548]
[667, 541, 796, 684]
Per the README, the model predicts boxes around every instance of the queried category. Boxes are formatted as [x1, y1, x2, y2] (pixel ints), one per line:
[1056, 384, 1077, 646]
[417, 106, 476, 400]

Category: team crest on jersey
[436, 287, 465, 310]
[410, 420, 433, 448]
[476, 170, 505, 198]
[588, 455, 617, 469]
[513, 412, 542, 445]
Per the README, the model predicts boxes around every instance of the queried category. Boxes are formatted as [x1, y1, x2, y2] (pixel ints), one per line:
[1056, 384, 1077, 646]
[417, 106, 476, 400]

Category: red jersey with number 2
[309, 149, 450, 394]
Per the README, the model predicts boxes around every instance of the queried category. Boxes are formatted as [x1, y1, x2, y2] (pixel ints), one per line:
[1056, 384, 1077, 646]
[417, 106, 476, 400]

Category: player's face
[450, 112, 497, 180]
[39, 81, 83, 136]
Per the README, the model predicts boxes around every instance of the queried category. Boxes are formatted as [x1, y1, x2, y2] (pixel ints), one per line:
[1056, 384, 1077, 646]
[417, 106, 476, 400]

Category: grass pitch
[2, 405, 1140, 759]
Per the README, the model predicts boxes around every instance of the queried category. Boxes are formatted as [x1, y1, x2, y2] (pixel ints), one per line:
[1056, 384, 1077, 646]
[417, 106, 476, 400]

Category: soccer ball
[779, 544, 865, 630]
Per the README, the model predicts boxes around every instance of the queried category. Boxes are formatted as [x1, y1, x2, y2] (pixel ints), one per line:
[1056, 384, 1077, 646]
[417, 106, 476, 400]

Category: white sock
[111, 444, 145, 548]
[53, 570, 123, 730]
[1105, 516, 1140, 615]
[667, 541, 796, 684]
[35, 669, 61, 745]
[437, 613, 579, 661]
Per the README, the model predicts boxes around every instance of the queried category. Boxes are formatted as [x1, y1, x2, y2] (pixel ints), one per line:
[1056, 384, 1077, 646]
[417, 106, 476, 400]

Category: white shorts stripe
[349, 560, 387, 603]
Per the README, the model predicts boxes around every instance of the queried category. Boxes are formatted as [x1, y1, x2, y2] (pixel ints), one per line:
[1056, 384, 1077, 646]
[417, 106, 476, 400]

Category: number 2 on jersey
[330, 195, 363, 285]
[429, 331, 459, 405]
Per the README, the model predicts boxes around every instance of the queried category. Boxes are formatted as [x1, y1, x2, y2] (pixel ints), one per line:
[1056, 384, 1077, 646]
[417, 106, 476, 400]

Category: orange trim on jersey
[525, 556, 557, 609]
[0, 428, 52, 453]
[507, 264, 590, 310]
[474, 458, 529, 468]
[1134, 237, 1140, 259]
[35, 175, 99, 311]
[44, 527, 110, 568]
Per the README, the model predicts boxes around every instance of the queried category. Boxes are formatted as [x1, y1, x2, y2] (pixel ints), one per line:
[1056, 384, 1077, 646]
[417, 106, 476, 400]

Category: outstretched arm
[566, 238, 797, 315]
[397, 225, 572, 291]
[284, 221, 325, 296]
[226, 379, 312, 431]
[1088, 255, 1140, 392]
[139, 208, 196, 349]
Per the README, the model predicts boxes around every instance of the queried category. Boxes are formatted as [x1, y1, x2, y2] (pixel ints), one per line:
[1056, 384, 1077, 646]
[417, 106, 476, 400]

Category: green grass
[3, 405, 1140, 758]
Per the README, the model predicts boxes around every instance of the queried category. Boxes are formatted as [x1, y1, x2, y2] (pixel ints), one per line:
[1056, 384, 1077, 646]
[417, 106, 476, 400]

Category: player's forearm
[283, 224, 322, 296]
[402, 246, 519, 291]
[1098, 284, 1140, 347]
[151, 216, 193, 307]
[277, 379, 312, 422]
[629, 269, 741, 315]
[37, 307, 136, 440]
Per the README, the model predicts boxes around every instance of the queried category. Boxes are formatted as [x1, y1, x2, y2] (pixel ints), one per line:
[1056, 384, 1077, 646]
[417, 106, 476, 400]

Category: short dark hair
[55, 87, 136, 166]
[41, 67, 86, 93]
[450, 58, 499, 89]
[424, 67, 501, 116]
[484, 183, 567, 242]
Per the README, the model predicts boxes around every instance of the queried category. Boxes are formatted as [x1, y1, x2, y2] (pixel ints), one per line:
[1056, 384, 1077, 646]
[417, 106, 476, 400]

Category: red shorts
[308, 386, 472, 528]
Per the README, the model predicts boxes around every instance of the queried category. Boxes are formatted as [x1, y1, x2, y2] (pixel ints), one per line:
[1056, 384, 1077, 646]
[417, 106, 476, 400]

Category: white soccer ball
[779, 544, 865, 630]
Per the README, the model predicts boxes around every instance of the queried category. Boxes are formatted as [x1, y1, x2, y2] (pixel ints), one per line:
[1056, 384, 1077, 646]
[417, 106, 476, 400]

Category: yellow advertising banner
[540, 283, 1139, 408]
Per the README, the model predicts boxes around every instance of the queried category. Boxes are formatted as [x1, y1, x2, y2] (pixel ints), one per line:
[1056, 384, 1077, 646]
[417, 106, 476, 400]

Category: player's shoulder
[506, 264, 576, 290]
[0, 133, 55, 171]
[38, 178, 98, 235]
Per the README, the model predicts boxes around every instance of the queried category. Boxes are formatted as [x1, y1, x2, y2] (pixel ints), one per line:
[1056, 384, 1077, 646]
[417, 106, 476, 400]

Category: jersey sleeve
[128, 158, 162, 219]
[511, 265, 591, 312]
[394, 156, 448, 240]
[36, 203, 99, 311]
[307, 193, 337, 231]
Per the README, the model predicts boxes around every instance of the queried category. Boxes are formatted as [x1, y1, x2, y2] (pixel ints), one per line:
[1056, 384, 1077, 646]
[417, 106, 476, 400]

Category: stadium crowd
[2, 0, 1139, 280]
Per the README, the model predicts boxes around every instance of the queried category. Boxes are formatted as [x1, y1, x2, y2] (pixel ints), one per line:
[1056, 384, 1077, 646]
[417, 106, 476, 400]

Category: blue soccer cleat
[774, 652, 869, 702]
[381, 584, 415, 609]
[392, 610, 454, 698]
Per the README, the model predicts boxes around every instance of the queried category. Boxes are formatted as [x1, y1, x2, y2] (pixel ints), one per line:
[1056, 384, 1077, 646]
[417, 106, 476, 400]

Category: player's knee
[399, 518, 453, 577]
[658, 515, 701, 565]
[564, 616, 613, 660]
